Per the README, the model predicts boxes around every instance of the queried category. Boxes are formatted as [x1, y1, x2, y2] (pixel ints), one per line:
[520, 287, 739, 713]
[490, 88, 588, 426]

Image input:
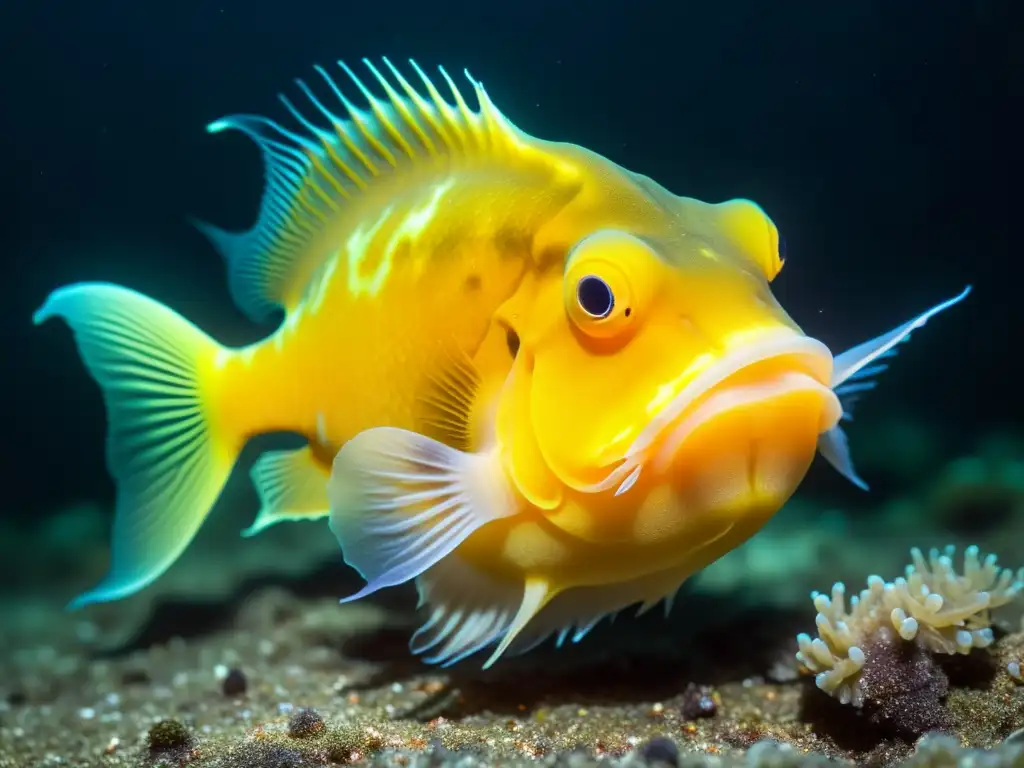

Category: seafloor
[3, 423, 1024, 767]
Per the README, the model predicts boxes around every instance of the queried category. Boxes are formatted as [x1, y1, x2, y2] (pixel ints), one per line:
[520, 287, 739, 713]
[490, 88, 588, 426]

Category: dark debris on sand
[2, 583, 1024, 768]
[6, 442, 1024, 767]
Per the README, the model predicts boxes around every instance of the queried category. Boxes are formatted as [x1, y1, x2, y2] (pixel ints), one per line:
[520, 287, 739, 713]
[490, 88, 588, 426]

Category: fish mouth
[588, 332, 840, 495]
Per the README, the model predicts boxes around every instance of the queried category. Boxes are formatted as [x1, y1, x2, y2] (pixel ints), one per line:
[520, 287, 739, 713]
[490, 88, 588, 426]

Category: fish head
[501, 201, 841, 539]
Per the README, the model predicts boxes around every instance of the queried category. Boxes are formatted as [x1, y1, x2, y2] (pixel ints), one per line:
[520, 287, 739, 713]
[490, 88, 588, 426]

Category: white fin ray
[504, 565, 697, 658]
[482, 579, 553, 668]
[405, 554, 696, 668]
[819, 285, 972, 490]
[831, 285, 971, 390]
[410, 554, 523, 667]
[818, 425, 869, 491]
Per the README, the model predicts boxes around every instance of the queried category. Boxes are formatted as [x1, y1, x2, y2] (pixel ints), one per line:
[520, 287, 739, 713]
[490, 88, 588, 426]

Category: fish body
[35, 58, 971, 667]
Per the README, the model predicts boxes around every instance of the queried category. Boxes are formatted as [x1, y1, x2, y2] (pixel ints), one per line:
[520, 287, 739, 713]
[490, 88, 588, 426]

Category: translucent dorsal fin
[193, 57, 527, 323]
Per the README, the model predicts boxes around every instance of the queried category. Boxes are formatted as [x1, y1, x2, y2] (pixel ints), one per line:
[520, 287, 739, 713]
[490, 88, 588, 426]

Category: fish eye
[577, 275, 614, 318]
[564, 229, 657, 343]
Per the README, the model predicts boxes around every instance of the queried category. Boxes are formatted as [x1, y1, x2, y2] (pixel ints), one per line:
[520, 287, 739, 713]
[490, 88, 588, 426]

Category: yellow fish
[35, 58, 970, 668]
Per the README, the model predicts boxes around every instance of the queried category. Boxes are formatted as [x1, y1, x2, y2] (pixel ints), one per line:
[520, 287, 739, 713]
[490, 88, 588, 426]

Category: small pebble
[148, 719, 194, 753]
[222, 667, 248, 696]
[77, 707, 95, 720]
[120, 668, 150, 686]
[1009, 660, 1023, 683]
[639, 735, 680, 766]
[679, 683, 717, 720]
[287, 708, 326, 738]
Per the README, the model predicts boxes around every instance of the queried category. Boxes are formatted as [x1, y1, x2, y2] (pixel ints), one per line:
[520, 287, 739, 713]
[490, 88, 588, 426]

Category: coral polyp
[796, 544, 1024, 706]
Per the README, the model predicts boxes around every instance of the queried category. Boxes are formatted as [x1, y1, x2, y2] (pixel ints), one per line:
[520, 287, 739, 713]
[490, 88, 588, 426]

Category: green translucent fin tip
[33, 282, 241, 608]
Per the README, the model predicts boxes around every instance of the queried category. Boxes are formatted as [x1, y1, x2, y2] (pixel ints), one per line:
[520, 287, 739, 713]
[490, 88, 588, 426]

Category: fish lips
[584, 333, 841, 495]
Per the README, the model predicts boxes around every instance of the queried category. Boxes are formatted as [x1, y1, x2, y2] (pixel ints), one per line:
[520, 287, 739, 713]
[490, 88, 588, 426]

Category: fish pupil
[577, 275, 614, 318]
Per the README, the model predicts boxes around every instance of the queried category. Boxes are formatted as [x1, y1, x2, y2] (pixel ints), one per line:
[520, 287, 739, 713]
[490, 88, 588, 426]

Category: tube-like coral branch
[795, 545, 1023, 707]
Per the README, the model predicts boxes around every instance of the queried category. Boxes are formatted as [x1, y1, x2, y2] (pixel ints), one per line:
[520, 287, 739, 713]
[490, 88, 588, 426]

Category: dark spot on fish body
[494, 225, 534, 260]
[433, 231, 463, 262]
[537, 243, 568, 271]
[506, 327, 520, 358]
[464, 273, 482, 292]
[392, 240, 412, 266]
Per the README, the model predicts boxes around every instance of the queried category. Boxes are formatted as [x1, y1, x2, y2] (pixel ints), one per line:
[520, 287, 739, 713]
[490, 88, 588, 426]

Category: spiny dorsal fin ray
[193, 57, 528, 323]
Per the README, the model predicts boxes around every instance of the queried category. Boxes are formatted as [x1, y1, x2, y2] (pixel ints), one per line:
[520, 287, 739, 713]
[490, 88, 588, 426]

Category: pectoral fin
[328, 427, 519, 603]
[408, 557, 557, 669]
[819, 285, 971, 489]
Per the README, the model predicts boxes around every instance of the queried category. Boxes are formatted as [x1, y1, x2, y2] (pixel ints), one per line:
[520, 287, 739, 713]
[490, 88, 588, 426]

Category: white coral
[795, 545, 1023, 707]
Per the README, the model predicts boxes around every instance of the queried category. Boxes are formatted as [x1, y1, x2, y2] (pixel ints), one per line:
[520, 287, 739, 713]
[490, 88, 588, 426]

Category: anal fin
[408, 553, 695, 668]
[409, 556, 557, 669]
[504, 565, 694, 658]
[243, 445, 332, 537]
[411, 553, 523, 667]
[483, 578, 553, 668]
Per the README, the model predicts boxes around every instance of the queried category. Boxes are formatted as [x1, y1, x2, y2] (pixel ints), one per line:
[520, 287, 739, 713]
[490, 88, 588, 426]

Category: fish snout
[650, 333, 841, 514]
